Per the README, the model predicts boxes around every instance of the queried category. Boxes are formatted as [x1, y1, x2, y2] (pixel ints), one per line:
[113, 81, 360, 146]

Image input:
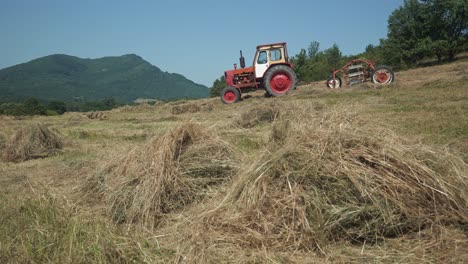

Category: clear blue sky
[0, 0, 403, 86]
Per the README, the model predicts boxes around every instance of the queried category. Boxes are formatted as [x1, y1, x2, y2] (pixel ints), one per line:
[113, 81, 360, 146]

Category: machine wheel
[326, 77, 342, 89]
[372, 65, 394, 85]
[220, 87, 241, 104]
[264, 65, 297, 97]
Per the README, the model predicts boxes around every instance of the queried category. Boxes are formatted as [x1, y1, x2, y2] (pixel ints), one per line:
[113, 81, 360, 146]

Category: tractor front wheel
[221, 87, 241, 104]
[264, 65, 297, 97]
[372, 65, 394, 85]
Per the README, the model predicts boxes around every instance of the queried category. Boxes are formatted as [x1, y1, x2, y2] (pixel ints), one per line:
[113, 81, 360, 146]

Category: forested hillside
[0, 54, 208, 103]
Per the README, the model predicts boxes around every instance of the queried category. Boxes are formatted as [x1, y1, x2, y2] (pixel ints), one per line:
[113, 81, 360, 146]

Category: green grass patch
[233, 135, 261, 154]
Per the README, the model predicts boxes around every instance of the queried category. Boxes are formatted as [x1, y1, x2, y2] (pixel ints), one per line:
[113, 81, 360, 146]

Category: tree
[324, 44, 343, 69]
[424, 0, 468, 61]
[291, 49, 308, 81]
[362, 44, 384, 62]
[209, 76, 226, 97]
[23, 97, 46, 115]
[386, 0, 467, 66]
[102, 97, 117, 109]
[386, 0, 429, 66]
[0, 102, 27, 116]
[47, 100, 67, 115]
[307, 41, 320, 59]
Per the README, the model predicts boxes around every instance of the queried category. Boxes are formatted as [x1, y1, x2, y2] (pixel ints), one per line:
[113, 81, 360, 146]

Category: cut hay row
[86, 111, 107, 120]
[81, 123, 239, 228]
[0, 133, 6, 151]
[168, 110, 468, 262]
[2, 123, 63, 162]
[112, 102, 161, 113]
[170, 102, 214, 115]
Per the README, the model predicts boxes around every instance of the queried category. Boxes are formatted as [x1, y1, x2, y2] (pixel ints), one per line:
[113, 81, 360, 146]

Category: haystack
[2, 123, 63, 162]
[174, 111, 468, 261]
[86, 111, 107, 120]
[86, 123, 238, 227]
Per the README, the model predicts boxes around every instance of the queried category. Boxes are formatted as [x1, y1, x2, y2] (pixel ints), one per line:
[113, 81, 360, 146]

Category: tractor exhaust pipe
[239, 50, 245, 68]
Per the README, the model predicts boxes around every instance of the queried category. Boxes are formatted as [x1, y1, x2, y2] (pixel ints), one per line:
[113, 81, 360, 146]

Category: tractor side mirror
[239, 50, 245, 68]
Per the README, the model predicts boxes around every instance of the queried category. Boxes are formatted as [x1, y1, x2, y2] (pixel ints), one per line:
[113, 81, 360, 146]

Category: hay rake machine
[326, 59, 394, 88]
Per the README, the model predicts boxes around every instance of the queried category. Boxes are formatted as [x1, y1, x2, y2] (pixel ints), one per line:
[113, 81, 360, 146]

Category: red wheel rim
[269, 72, 292, 94]
[376, 71, 390, 83]
[223, 90, 237, 103]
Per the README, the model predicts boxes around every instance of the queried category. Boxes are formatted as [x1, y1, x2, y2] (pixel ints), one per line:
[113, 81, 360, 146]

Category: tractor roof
[256, 42, 287, 50]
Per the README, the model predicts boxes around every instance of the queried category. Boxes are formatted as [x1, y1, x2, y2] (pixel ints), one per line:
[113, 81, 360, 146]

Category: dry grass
[170, 102, 214, 115]
[2, 123, 63, 162]
[235, 103, 280, 128]
[0, 133, 6, 151]
[326, 226, 468, 263]
[169, 110, 468, 262]
[112, 102, 161, 113]
[0, 194, 155, 263]
[81, 123, 239, 228]
[269, 119, 290, 144]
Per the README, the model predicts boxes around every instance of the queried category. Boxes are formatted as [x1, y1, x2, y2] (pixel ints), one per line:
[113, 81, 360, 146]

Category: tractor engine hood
[224, 66, 254, 86]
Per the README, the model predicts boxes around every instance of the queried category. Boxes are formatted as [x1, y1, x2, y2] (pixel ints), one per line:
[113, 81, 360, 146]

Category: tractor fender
[262, 63, 294, 78]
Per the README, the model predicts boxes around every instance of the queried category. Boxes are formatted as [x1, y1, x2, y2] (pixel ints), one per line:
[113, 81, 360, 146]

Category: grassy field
[0, 59, 467, 263]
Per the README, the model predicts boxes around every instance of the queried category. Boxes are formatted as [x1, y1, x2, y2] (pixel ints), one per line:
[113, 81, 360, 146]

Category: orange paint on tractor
[230, 66, 254, 76]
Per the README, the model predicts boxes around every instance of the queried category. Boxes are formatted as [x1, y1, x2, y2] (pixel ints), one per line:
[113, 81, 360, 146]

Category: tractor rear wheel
[326, 77, 342, 89]
[264, 65, 297, 97]
[372, 65, 394, 85]
[221, 87, 241, 104]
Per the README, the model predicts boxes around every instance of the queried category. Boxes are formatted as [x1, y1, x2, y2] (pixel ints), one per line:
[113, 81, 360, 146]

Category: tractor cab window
[257, 51, 267, 64]
[269, 48, 282, 61]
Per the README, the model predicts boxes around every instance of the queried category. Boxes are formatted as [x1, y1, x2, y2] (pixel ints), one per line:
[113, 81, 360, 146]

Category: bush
[47, 100, 66, 115]
[0, 98, 48, 116]
[46, 110, 59, 116]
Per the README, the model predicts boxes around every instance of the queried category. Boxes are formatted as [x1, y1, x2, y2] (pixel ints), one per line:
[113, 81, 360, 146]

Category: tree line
[0, 97, 120, 116]
[210, 0, 467, 95]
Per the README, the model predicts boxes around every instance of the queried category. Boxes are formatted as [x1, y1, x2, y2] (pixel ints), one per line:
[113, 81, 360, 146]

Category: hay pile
[173, 112, 468, 261]
[86, 111, 107, 120]
[170, 102, 214, 115]
[235, 103, 280, 128]
[84, 123, 238, 228]
[2, 123, 63, 162]
[113, 102, 162, 113]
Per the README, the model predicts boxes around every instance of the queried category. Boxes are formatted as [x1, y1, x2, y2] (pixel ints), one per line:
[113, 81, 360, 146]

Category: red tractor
[220, 42, 297, 104]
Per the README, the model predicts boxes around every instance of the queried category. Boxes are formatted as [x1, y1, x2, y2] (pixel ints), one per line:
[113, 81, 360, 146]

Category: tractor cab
[253, 43, 289, 78]
[221, 42, 296, 104]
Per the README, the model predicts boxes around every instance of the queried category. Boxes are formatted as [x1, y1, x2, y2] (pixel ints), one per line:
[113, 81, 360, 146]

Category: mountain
[0, 54, 208, 103]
